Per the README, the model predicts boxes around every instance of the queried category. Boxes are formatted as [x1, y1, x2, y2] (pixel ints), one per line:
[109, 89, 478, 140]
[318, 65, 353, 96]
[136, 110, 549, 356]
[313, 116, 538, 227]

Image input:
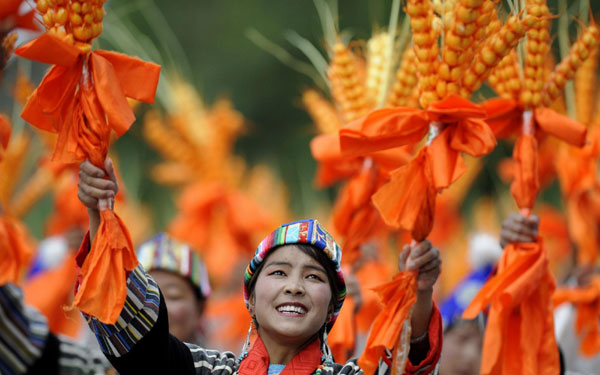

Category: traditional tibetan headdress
[243, 219, 345, 332]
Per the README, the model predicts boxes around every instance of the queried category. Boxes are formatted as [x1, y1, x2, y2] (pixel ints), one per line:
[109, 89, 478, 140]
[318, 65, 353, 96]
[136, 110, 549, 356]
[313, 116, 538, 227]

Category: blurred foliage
[0, 0, 598, 239]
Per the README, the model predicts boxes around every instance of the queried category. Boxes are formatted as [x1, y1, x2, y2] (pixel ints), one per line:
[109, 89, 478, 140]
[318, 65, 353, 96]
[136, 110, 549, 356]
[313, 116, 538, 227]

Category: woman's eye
[270, 270, 285, 276]
[307, 274, 324, 281]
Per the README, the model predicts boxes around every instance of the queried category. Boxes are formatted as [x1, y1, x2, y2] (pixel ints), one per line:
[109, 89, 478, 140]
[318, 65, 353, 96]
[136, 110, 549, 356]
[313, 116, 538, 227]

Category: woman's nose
[284, 278, 305, 295]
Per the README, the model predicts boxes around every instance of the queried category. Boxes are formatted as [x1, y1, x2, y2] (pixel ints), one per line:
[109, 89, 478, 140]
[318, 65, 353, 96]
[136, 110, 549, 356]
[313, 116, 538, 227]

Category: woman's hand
[499, 212, 539, 248]
[77, 158, 118, 240]
[398, 240, 441, 292]
[398, 240, 441, 340]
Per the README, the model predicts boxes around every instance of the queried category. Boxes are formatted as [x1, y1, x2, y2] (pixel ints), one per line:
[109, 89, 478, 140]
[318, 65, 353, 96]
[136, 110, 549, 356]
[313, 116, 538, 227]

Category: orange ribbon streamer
[358, 95, 496, 240]
[24, 255, 81, 338]
[553, 276, 600, 357]
[15, 33, 160, 324]
[463, 239, 560, 375]
[328, 296, 356, 364]
[358, 272, 417, 375]
[72, 210, 138, 323]
[0, 114, 10, 161]
[0, 215, 33, 285]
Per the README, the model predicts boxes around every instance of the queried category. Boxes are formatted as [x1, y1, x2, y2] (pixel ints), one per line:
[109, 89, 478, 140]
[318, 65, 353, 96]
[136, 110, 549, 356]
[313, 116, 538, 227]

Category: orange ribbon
[0, 0, 39, 31]
[484, 98, 587, 211]
[24, 255, 81, 338]
[0, 114, 10, 161]
[358, 272, 417, 375]
[15, 33, 160, 324]
[356, 95, 496, 240]
[0, 215, 33, 285]
[328, 296, 356, 364]
[16, 33, 161, 166]
[72, 209, 138, 323]
[553, 276, 600, 357]
[310, 132, 410, 188]
[463, 239, 560, 375]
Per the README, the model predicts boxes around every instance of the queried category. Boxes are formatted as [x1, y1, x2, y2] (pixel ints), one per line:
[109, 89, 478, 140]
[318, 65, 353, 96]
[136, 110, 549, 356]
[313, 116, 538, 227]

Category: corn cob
[9, 167, 54, 218]
[521, 0, 551, 108]
[302, 89, 342, 133]
[406, 0, 440, 108]
[436, 0, 486, 97]
[462, 13, 534, 96]
[35, 0, 106, 47]
[488, 51, 522, 100]
[366, 32, 391, 106]
[143, 111, 197, 166]
[575, 43, 598, 125]
[151, 163, 196, 186]
[328, 41, 370, 122]
[387, 48, 419, 107]
[542, 24, 600, 107]
[206, 99, 244, 162]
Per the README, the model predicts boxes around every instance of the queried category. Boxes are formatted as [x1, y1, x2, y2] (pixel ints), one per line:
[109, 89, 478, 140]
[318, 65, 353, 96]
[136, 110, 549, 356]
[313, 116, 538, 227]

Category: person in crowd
[75, 159, 444, 375]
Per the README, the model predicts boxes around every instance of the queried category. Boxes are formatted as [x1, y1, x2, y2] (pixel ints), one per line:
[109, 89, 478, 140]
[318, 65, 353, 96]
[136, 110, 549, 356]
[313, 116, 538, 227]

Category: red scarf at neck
[238, 336, 323, 375]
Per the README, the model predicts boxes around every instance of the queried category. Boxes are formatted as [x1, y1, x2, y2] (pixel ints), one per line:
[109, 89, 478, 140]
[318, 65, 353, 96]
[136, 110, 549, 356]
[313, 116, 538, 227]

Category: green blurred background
[0, 0, 598, 239]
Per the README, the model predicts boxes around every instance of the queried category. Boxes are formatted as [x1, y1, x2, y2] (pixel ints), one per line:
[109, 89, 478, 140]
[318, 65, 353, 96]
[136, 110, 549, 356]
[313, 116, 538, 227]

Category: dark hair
[246, 243, 341, 309]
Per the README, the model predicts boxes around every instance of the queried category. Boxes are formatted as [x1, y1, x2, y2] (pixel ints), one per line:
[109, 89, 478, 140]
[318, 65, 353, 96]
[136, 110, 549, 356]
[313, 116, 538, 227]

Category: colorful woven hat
[137, 233, 211, 299]
[243, 219, 346, 331]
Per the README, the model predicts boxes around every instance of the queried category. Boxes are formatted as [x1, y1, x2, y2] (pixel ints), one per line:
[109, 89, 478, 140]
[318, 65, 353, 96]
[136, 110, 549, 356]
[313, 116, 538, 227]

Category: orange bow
[358, 95, 496, 240]
[16, 33, 160, 166]
[0, 114, 10, 161]
[553, 276, 600, 357]
[555, 128, 600, 266]
[15, 33, 160, 324]
[463, 239, 560, 375]
[484, 98, 587, 210]
[0, 0, 39, 31]
[169, 182, 272, 286]
[0, 215, 33, 285]
[358, 272, 417, 375]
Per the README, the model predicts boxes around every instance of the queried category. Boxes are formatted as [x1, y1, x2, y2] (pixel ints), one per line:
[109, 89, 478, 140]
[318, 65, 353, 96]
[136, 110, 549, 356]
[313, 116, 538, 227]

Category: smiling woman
[74, 160, 443, 375]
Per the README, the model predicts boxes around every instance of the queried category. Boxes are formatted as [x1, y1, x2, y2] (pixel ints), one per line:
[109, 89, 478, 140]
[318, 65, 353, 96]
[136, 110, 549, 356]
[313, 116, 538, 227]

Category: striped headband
[243, 219, 345, 331]
[137, 233, 211, 299]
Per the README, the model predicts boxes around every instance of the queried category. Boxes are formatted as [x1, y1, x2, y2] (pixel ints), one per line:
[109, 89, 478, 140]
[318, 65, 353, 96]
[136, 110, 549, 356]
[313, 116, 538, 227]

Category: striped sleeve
[83, 265, 160, 357]
[184, 344, 238, 375]
[56, 335, 113, 375]
[0, 283, 49, 375]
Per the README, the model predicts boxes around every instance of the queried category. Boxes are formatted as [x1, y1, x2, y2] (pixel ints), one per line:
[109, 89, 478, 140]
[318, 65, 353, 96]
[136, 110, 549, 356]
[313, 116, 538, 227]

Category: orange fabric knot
[362, 95, 496, 240]
[72, 210, 138, 324]
[0, 215, 33, 285]
[15, 33, 161, 168]
[553, 276, 600, 357]
[463, 239, 560, 375]
[484, 98, 588, 211]
[358, 271, 417, 375]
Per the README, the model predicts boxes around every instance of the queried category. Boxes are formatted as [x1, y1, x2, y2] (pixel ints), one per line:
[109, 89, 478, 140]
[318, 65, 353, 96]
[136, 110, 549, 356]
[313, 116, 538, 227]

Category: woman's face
[250, 245, 333, 347]
[439, 322, 482, 375]
[150, 270, 204, 343]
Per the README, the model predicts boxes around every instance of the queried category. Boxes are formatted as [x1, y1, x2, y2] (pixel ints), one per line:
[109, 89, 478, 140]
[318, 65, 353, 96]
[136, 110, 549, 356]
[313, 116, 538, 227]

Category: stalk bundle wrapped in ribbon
[463, 2, 597, 374]
[15, 0, 161, 324]
[329, 0, 548, 372]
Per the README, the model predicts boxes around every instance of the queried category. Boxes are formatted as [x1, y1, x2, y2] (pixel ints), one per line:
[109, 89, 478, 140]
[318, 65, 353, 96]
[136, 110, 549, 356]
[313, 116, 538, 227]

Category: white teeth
[277, 305, 306, 314]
